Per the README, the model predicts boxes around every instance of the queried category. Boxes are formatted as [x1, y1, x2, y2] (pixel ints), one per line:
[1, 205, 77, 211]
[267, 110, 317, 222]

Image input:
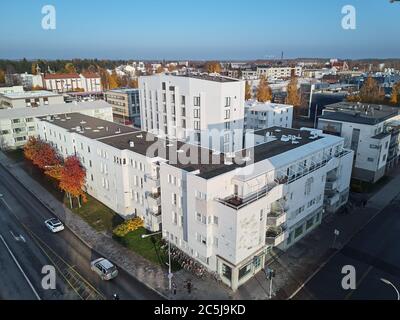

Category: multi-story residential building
[43, 73, 102, 93]
[104, 88, 141, 127]
[139, 73, 245, 153]
[5, 72, 44, 89]
[241, 69, 258, 80]
[0, 90, 64, 109]
[0, 100, 113, 149]
[256, 66, 303, 80]
[318, 102, 400, 183]
[36, 114, 163, 232]
[36, 111, 353, 291]
[244, 100, 293, 130]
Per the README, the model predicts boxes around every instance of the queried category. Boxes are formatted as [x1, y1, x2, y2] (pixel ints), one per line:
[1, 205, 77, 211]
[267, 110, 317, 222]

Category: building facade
[104, 88, 141, 127]
[0, 90, 64, 109]
[43, 73, 102, 93]
[318, 102, 400, 183]
[244, 100, 293, 130]
[139, 73, 245, 153]
[256, 66, 303, 80]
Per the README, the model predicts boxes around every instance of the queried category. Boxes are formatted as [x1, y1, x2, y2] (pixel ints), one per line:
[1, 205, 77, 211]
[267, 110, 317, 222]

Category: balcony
[217, 181, 283, 210]
[265, 227, 286, 247]
[145, 174, 160, 188]
[147, 192, 161, 207]
[325, 180, 338, 191]
[147, 207, 161, 216]
[267, 211, 287, 227]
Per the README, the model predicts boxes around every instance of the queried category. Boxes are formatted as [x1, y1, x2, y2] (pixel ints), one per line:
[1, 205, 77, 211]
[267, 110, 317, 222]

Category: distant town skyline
[1, 0, 399, 60]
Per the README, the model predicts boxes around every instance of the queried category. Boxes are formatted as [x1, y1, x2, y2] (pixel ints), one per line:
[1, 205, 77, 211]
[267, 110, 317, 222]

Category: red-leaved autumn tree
[24, 137, 61, 170]
[59, 156, 87, 208]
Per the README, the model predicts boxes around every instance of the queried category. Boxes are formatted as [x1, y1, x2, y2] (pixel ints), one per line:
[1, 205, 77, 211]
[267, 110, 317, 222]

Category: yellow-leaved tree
[256, 76, 272, 103]
[286, 77, 301, 107]
[245, 81, 252, 100]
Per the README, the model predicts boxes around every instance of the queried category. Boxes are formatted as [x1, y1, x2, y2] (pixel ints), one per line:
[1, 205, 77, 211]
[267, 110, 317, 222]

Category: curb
[0, 157, 169, 300]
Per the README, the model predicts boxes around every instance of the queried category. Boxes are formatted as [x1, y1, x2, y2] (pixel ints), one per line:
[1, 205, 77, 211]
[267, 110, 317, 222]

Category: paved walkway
[2, 151, 400, 300]
[231, 169, 400, 300]
[0, 152, 231, 300]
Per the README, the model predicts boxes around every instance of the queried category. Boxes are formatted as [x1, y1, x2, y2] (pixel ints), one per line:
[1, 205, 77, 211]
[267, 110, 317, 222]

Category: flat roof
[38, 111, 137, 140]
[319, 102, 399, 125]
[245, 101, 293, 112]
[105, 88, 139, 94]
[173, 73, 239, 83]
[1, 90, 62, 99]
[39, 114, 337, 179]
[0, 100, 112, 120]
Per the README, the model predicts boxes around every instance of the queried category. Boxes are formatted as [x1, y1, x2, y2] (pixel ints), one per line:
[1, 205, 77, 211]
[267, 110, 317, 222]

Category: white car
[45, 218, 64, 233]
[90, 258, 118, 280]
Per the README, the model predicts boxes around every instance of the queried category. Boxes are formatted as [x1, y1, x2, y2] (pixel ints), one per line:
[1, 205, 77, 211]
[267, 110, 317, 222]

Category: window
[193, 109, 200, 118]
[213, 216, 219, 225]
[295, 226, 303, 238]
[194, 121, 200, 130]
[306, 218, 314, 230]
[224, 109, 231, 120]
[367, 157, 374, 162]
[304, 177, 314, 195]
[225, 97, 231, 107]
[194, 96, 200, 106]
[222, 264, 232, 281]
[238, 263, 252, 280]
[181, 95, 186, 105]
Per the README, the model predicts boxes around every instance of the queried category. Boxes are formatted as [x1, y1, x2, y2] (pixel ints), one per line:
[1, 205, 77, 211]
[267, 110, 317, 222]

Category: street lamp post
[141, 231, 172, 291]
[380, 278, 400, 300]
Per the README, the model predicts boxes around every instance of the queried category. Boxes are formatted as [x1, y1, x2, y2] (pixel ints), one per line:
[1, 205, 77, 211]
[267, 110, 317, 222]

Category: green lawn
[65, 194, 123, 232]
[114, 228, 180, 270]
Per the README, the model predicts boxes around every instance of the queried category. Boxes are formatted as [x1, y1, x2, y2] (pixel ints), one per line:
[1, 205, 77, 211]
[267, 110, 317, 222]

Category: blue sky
[0, 0, 399, 60]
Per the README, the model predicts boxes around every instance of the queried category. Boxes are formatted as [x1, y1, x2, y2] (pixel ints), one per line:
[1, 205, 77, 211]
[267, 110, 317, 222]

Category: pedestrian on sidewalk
[187, 280, 192, 294]
[172, 282, 177, 295]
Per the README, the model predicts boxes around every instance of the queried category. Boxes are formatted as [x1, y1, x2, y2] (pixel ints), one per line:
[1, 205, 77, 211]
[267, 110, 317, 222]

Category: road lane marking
[0, 197, 12, 212]
[344, 265, 374, 300]
[0, 234, 41, 300]
[10, 230, 26, 243]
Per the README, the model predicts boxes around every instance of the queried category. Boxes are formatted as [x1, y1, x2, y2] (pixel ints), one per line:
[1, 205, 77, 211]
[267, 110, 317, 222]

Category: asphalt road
[0, 163, 163, 300]
[293, 195, 400, 300]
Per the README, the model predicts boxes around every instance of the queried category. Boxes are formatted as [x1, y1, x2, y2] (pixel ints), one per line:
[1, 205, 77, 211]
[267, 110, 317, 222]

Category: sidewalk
[231, 170, 400, 300]
[0, 152, 231, 300]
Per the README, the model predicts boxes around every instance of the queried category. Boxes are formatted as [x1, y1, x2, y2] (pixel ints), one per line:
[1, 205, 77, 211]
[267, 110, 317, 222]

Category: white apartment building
[0, 90, 64, 109]
[244, 100, 293, 130]
[43, 73, 102, 93]
[0, 100, 113, 149]
[318, 102, 400, 183]
[256, 66, 302, 80]
[0, 86, 24, 95]
[139, 73, 245, 153]
[36, 114, 165, 232]
[35, 112, 353, 291]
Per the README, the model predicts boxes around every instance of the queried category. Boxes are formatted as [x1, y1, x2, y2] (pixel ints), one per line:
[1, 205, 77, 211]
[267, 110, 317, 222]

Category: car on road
[44, 218, 65, 233]
[90, 258, 118, 280]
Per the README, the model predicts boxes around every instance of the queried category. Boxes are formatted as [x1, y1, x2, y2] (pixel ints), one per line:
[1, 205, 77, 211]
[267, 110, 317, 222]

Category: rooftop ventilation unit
[280, 135, 290, 142]
[136, 134, 143, 139]
[129, 140, 135, 148]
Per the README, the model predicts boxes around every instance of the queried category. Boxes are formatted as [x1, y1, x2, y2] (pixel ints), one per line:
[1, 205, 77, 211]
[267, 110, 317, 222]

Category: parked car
[90, 258, 118, 280]
[44, 218, 64, 233]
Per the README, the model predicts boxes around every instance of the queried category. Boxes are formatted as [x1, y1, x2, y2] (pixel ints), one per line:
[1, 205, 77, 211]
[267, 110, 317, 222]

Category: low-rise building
[256, 66, 302, 80]
[318, 102, 400, 183]
[104, 88, 141, 127]
[36, 112, 353, 291]
[0, 86, 24, 95]
[244, 100, 293, 130]
[43, 73, 102, 93]
[0, 90, 64, 109]
[0, 100, 113, 149]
